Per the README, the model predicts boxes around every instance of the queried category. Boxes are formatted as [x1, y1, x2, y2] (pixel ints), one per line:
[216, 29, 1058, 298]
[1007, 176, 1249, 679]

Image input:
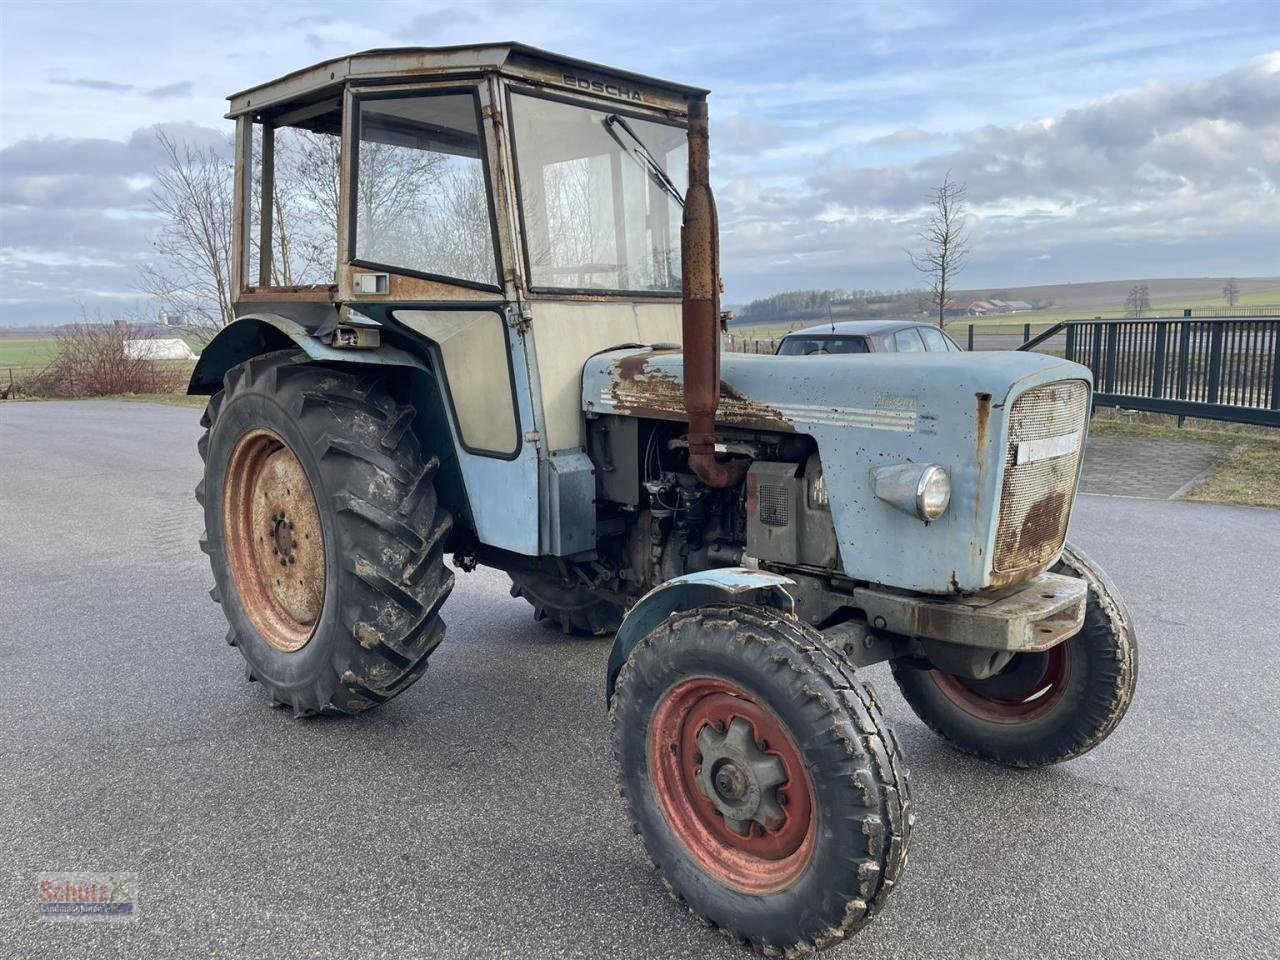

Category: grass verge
[86, 392, 207, 409]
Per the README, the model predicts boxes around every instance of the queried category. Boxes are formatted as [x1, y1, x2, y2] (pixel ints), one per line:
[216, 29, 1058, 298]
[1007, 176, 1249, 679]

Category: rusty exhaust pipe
[682, 99, 749, 489]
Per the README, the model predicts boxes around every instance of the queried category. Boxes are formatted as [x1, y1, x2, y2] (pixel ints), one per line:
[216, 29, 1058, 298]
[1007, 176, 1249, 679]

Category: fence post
[1207, 322, 1224, 404]
[1270, 320, 1280, 410]
[1103, 324, 1119, 393]
[1152, 322, 1168, 399]
[1065, 324, 1076, 362]
[1175, 323, 1192, 402]
[967, 325, 974, 351]
[1023, 322, 1030, 342]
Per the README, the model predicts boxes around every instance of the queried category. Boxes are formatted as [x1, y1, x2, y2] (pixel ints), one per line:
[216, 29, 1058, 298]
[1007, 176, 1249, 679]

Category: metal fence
[1017, 317, 1280, 427]
[725, 311, 1280, 428]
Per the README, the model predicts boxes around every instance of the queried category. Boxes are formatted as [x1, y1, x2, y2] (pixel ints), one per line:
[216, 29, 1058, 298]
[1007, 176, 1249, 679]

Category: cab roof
[226, 42, 709, 121]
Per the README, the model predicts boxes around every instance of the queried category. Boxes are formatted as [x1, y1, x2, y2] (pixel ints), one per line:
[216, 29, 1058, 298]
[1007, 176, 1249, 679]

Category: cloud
[0, 124, 230, 324]
[719, 52, 1280, 291]
[145, 81, 193, 100]
[864, 126, 933, 149]
[50, 77, 135, 92]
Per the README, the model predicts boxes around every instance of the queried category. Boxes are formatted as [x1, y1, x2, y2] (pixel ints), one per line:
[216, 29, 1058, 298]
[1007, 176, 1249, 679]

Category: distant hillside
[950, 277, 1280, 315]
[730, 276, 1280, 330]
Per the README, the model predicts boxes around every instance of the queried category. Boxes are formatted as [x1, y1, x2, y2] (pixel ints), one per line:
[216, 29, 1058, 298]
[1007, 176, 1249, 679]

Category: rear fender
[187, 313, 430, 394]
[605, 568, 795, 704]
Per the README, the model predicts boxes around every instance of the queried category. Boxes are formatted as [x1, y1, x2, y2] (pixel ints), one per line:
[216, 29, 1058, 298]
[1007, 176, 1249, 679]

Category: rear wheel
[197, 350, 454, 716]
[611, 605, 911, 954]
[508, 570, 624, 636]
[891, 543, 1137, 767]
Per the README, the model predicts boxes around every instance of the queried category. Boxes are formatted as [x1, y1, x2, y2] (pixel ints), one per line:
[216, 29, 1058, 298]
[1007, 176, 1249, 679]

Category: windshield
[777, 336, 870, 356]
[509, 92, 687, 293]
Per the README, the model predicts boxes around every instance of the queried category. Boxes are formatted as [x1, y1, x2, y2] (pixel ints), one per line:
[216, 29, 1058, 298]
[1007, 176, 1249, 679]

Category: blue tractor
[191, 44, 1136, 955]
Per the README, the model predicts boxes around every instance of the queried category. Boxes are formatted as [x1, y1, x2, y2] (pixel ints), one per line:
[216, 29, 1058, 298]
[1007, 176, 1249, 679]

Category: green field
[951, 287, 1280, 328]
[0, 336, 57, 371]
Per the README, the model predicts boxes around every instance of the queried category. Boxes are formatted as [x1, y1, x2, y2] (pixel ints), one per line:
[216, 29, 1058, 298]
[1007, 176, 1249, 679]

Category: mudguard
[605, 568, 795, 703]
[188, 313, 430, 395]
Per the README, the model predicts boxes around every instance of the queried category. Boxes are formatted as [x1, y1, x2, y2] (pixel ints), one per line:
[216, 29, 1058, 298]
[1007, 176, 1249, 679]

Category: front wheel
[892, 543, 1138, 767]
[611, 605, 911, 955]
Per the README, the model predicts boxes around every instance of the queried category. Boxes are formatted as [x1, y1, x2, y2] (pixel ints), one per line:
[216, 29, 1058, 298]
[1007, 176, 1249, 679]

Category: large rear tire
[891, 543, 1137, 767]
[197, 350, 454, 716]
[508, 570, 624, 636]
[611, 605, 911, 954]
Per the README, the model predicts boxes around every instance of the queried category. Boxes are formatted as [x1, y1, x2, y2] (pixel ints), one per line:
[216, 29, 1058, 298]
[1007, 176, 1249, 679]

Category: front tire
[197, 351, 454, 716]
[611, 605, 911, 954]
[891, 543, 1137, 767]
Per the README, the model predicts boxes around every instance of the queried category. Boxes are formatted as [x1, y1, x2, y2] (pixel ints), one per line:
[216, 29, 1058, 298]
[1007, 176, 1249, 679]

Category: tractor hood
[582, 347, 1094, 593]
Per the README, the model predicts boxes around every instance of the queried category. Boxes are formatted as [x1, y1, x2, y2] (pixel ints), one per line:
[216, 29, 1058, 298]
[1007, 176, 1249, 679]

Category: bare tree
[1124, 284, 1151, 318]
[142, 120, 484, 336]
[908, 172, 970, 327]
[138, 129, 236, 343]
[1223, 278, 1240, 306]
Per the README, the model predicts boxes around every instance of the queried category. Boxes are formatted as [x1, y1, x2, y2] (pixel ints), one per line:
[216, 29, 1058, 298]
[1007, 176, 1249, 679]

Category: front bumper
[852, 572, 1087, 652]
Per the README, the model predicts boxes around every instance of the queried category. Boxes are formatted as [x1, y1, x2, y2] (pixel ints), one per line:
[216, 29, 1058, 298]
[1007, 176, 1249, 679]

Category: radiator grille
[994, 381, 1089, 575]
[758, 483, 792, 527]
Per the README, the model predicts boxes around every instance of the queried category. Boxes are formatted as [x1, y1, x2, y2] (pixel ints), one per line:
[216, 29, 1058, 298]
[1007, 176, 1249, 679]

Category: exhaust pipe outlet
[682, 99, 749, 489]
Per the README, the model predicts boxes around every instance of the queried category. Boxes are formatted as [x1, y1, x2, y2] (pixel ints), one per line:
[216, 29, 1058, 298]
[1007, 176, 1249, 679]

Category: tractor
[189, 44, 1137, 955]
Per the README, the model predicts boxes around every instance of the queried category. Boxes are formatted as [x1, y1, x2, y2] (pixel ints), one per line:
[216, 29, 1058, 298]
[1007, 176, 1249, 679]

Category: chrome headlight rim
[870, 462, 952, 523]
[914, 464, 951, 521]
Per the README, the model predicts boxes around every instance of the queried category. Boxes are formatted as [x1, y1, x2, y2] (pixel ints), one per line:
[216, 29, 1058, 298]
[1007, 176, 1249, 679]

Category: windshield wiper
[604, 114, 684, 208]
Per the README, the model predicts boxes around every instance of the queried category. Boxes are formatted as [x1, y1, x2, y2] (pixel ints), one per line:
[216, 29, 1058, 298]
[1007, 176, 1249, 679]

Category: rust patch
[970, 392, 993, 568]
[1018, 489, 1069, 556]
[974, 393, 992, 456]
[606, 351, 793, 432]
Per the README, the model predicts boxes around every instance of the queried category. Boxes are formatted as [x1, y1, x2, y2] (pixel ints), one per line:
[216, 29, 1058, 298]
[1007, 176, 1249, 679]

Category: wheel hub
[270, 511, 297, 561]
[647, 677, 816, 893]
[695, 718, 787, 835]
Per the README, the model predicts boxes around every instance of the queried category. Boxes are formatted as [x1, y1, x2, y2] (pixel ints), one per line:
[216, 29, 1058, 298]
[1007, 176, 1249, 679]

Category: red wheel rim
[222, 428, 325, 652]
[648, 677, 816, 893]
[931, 644, 1071, 723]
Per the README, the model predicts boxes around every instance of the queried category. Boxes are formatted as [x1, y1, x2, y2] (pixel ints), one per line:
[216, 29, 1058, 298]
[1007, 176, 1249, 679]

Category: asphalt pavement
[1, 400, 1277, 960]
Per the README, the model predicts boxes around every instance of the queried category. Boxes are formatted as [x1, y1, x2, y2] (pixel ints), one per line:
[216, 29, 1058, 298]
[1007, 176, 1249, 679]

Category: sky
[1, 0, 1278, 324]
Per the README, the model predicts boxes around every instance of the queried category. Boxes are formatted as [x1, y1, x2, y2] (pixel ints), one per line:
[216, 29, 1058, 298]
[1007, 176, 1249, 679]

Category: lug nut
[757, 739, 769, 751]
[778, 791, 788, 806]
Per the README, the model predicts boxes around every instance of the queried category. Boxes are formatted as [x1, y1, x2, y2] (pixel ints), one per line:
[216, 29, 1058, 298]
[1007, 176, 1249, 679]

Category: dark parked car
[776, 319, 962, 355]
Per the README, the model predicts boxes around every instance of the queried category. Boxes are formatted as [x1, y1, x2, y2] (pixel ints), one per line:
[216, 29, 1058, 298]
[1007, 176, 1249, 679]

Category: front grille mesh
[993, 381, 1089, 575]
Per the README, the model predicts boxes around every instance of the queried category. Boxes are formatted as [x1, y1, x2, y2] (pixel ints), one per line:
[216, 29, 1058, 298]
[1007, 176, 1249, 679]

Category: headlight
[870, 463, 951, 522]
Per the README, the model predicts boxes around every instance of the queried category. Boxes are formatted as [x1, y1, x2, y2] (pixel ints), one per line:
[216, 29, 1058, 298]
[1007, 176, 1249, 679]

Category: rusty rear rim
[931, 644, 1071, 724]
[222, 428, 325, 653]
[648, 677, 816, 894]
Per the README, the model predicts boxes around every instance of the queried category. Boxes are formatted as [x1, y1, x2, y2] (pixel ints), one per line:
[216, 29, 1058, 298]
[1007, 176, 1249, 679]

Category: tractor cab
[211, 43, 702, 556]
